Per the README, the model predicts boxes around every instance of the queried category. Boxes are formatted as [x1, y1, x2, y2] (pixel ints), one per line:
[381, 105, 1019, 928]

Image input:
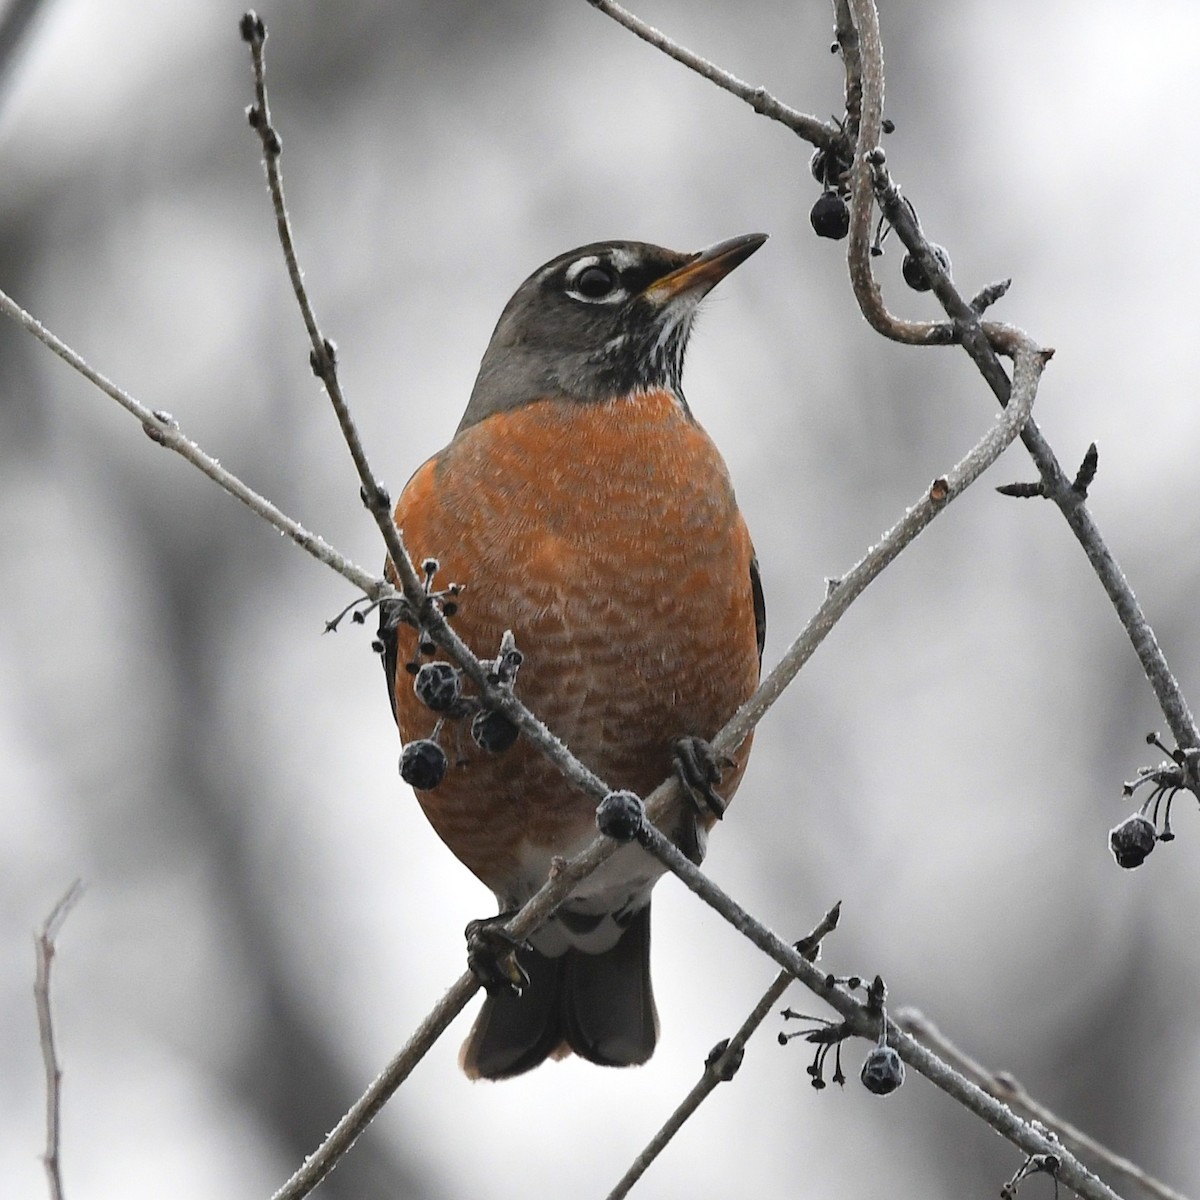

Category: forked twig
[589, 0, 1200, 784]
[605, 904, 841, 1200]
[35, 881, 85, 1200]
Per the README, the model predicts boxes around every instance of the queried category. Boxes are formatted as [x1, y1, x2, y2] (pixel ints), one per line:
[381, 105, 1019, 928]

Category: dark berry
[596, 790, 645, 842]
[810, 191, 850, 240]
[413, 662, 462, 713]
[472, 709, 519, 754]
[901, 243, 951, 292]
[860, 1045, 905, 1095]
[400, 739, 447, 790]
[1109, 814, 1157, 869]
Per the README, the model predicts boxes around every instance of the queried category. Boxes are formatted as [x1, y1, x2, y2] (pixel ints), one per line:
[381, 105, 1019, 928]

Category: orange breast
[389, 390, 759, 895]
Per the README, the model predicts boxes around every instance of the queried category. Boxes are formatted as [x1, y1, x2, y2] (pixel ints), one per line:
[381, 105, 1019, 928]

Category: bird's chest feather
[390, 391, 758, 888]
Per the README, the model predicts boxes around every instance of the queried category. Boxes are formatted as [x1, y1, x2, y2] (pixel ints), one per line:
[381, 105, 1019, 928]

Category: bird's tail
[460, 903, 659, 1080]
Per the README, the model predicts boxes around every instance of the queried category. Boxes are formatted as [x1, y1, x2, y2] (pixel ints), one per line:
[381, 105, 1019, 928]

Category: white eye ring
[564, 256, 627, 304]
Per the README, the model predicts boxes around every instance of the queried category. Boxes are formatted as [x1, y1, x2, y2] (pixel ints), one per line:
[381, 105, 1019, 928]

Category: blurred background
[2, 1, 1198, 1197]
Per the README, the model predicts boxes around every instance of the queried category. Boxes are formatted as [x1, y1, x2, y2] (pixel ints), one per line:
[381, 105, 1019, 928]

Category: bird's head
[459, 233, 767, 432]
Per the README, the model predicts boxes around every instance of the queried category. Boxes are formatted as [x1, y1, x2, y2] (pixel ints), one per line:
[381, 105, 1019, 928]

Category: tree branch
[605, 904, 841, 1200]
[899, 1009, 1188, 1200]
[34, 881, 84, 1200]
[841, 0, 1200, 775]
[585, 0, 1200, 788]
[0, 286, 383, 599]
[585, 0, 836, 147]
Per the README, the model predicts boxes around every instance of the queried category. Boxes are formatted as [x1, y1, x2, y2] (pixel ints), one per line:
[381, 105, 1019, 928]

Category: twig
[586, 0, 1200, 782]
[605, 904, 841, 1200]
[625, 820, 1121, 1199]
[898, 1009, 1189, 1200]
[714, 342, 1046, 758]
[840, 0, 1200, 773]
[0, 286, 382, 599]
[270, 972, 479, 1200]
[585, 0, 835, 147]
[238, 12, 615, 809]
[35, 881, 85, 1200]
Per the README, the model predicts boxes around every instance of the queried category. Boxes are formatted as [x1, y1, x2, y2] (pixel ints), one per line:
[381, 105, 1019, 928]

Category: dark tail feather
[562, 904, 658, 1066]
[460, 904, 659, 1080]
[459, 944, 566, 1080]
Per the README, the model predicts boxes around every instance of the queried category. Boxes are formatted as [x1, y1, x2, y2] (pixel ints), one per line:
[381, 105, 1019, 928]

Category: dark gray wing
[750, 552, 766, 668]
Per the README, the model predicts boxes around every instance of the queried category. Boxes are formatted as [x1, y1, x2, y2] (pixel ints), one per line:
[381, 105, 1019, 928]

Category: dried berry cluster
[375, 558, 523, 792]
[1109, 733, 1197, 869]
[779, 974, 904, 1096]
[807, 119, 954, 295]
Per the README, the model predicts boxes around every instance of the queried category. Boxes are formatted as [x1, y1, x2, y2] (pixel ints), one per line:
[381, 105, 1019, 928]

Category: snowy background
[2, 1, 1198, 1197]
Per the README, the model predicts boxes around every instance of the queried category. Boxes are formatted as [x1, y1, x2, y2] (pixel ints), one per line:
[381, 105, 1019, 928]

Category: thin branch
[628, 817, 1122, 1199]
[840, 1, 1200, 773]
[0, 286, 382, 598]
[898, 1009, 1189, 1200]
[35, 881, 85, 1200]
[585, 0, 835, 147]
[714, 342, 1047, 758]
[605, 904, 841, 1200]
[239, 15, 419, 598]
[269, 972, 479, 1200]
[584, 0, 1200, 781]
[239, 13, 615, 809]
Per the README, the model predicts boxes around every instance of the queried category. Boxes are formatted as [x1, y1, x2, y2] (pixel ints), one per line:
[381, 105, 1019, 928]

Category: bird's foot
[671, 735, 734, 864]
[465, 914, 531, 997]
[672, 735, 733, 820]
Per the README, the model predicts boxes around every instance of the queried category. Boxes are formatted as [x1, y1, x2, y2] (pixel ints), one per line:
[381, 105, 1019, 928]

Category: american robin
[379, 235, 766, 1079]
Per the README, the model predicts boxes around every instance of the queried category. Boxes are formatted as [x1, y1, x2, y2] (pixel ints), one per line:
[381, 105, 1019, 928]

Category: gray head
[457, 234, 767, 434]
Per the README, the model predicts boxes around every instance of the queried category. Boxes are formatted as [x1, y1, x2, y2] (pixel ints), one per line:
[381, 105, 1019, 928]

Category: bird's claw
[465, 915, 531, 997]
[672, 735, 732, 819]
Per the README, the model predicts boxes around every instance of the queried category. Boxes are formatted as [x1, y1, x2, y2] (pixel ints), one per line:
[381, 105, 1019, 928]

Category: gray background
[2, 1, 1197, 1197]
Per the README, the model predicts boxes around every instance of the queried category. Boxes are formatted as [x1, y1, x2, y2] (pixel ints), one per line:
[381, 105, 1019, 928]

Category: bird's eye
[572, 264, 618, 300]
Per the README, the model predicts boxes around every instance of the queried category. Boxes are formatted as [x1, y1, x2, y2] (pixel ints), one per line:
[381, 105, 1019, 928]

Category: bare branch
[270, 972, 479, 1200]
[605, 904, 841, 1200]
[0, 286, 383, 599]
[585, 0, 835, 147]
[35, 881, 85, 1200]
[239, 14, 623, 812]
[240, 15, 421, 598]
[838, 0, 1200, 771]
[899, 1009, 1189, 1200]
[627, 821, 1121, 1199]
[716, 342, 1047, 758]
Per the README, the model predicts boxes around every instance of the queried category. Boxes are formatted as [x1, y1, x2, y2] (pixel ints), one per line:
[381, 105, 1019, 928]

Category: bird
[378, 234, 766, 1080]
